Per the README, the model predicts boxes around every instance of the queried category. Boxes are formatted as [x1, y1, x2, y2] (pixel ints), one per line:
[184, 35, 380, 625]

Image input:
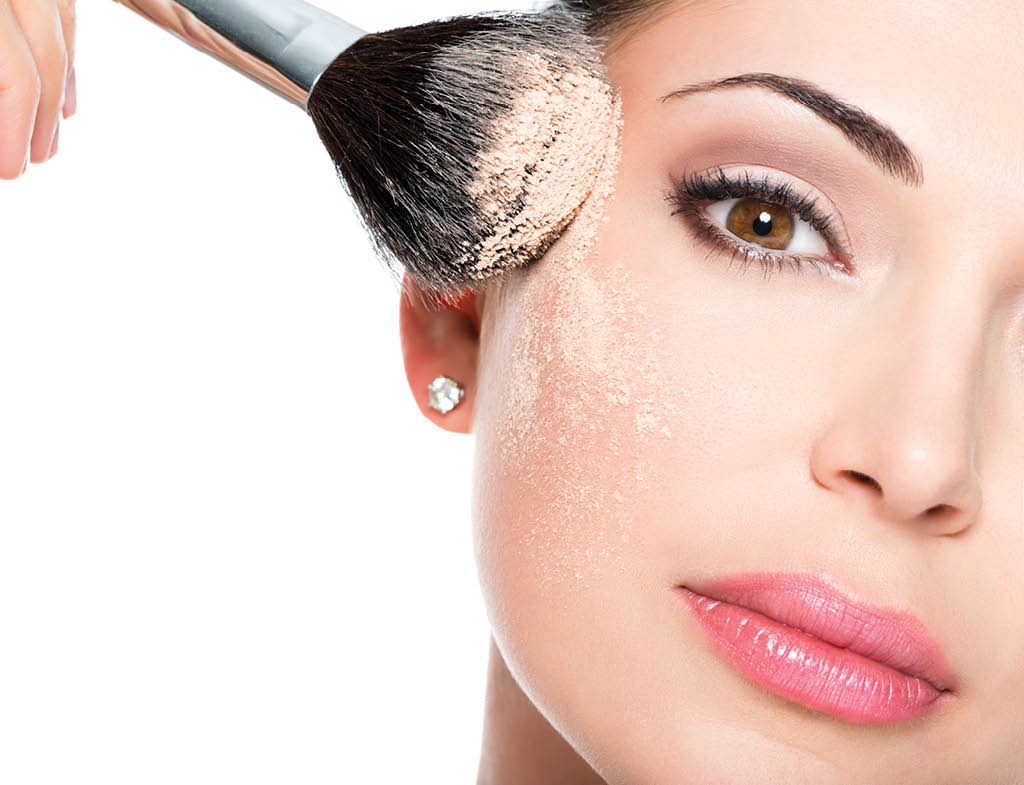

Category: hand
[1, 0, 76, 179]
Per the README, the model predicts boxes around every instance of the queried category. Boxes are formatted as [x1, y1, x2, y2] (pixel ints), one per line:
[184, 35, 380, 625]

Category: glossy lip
[677, 573, 957, 724]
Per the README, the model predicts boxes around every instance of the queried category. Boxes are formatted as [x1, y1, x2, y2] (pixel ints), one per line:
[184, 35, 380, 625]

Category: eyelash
[666, 166, 853, 281]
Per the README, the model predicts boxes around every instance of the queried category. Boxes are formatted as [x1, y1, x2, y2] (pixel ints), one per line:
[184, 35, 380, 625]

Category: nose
[808, 302, 983, 537]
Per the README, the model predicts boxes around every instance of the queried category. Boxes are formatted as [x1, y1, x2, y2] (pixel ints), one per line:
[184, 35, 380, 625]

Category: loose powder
[456, 51, 622, 280]
[476, 76, 685, 591]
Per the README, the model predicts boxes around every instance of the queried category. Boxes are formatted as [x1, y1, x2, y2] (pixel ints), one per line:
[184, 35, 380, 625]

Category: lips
[677, 573, 957, 724]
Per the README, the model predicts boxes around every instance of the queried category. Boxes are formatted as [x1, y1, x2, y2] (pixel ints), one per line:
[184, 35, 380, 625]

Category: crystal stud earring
[427, 375, 465, 415]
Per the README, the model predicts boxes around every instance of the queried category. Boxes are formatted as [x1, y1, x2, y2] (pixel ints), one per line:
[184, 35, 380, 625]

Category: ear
[398, 272, 483, 435]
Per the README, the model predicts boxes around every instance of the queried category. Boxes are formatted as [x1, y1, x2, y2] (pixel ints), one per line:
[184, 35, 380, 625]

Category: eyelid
[670, 163, 856, 267]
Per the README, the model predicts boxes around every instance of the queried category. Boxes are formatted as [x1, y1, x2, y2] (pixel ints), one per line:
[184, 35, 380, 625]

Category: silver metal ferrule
[114, 0, 367, 110]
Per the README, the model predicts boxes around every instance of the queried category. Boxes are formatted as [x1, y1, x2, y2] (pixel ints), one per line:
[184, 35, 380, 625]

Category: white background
[0, 1, 535, 781]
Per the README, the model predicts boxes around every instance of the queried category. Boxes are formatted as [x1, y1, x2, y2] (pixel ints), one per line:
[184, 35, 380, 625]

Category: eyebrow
[660, 72, 923, 188]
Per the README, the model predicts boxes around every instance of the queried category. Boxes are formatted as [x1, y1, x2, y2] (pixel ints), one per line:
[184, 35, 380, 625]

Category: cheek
[469, 183, 693, 743]
[469, 170, 758, 618]
[472, 206, 680, 590]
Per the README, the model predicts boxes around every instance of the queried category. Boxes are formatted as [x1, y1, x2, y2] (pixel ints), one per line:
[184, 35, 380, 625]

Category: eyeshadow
[661, 72, 923, 188]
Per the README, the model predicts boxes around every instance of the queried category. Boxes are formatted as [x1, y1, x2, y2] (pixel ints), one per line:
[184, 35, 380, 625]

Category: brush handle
[113, 0, 366, 110]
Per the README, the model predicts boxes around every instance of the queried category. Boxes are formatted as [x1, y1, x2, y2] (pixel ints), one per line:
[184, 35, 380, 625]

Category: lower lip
[678, 587, 951, 725]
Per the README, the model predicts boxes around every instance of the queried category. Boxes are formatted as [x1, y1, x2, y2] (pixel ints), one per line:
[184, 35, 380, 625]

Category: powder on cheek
[483, 90, 682, 590]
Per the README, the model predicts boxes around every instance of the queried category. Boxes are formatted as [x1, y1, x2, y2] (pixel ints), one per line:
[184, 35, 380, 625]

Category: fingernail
[20, 149, 29, 175]
[48, 123, 60, 159]
[63, 67, 76, 118]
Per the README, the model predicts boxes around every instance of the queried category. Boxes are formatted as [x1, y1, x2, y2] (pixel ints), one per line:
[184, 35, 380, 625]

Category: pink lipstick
[677, 573, 956, 725]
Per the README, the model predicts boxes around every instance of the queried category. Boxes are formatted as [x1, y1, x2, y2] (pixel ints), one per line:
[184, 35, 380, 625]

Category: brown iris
[724, 199, 794, 251]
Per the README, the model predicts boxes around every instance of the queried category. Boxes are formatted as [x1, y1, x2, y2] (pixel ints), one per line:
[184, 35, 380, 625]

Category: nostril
[846, 469, 880, 491]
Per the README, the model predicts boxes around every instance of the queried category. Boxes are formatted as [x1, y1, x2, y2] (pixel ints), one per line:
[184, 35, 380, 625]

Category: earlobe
[398, 272, 481, 435]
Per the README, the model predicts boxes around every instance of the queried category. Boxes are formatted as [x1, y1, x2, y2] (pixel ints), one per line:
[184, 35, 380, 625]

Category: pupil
[753, 210, 772, 236]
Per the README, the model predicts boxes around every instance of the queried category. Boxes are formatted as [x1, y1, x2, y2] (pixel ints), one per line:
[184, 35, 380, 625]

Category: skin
[0, 0, 76, 178]
[399, 0, 1024, 781]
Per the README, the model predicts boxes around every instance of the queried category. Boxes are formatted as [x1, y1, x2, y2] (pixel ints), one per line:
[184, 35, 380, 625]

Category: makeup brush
[112, 0, 620, 305]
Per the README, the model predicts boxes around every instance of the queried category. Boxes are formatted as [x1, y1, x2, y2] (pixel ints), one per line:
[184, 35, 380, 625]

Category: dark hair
[541, 0, 680, 42]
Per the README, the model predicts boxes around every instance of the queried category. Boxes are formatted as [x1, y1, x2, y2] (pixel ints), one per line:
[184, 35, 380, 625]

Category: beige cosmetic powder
[456, 50, 623, 280]
[474, 65, 683, 591]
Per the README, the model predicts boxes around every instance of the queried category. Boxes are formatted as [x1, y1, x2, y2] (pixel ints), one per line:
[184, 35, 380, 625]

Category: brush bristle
[306, 6, 612, 308]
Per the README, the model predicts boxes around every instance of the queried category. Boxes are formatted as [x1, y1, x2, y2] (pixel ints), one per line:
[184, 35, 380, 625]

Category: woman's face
[469, 0, 1024, 781]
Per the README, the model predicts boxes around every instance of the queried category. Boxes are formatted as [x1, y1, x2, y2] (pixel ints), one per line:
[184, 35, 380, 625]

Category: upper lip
[679, 572, 956, 692]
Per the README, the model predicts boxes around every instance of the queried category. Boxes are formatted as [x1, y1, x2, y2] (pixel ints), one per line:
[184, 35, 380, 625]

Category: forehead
[605, 0, 1024, 192]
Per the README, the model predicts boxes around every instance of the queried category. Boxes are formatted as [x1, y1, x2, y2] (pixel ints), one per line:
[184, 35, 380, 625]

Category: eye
[666, 166, 854, 280]
[705, 197, 830, 257]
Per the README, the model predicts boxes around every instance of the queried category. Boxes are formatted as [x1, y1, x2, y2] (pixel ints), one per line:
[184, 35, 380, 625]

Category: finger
[56, 0, 74, 118]
[62, 62, 74, 118]
[0, 0, 40, 178]
[47, 112, 57, 157]
[55, 0, 72, 77]
[9, 0, 67, 163]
